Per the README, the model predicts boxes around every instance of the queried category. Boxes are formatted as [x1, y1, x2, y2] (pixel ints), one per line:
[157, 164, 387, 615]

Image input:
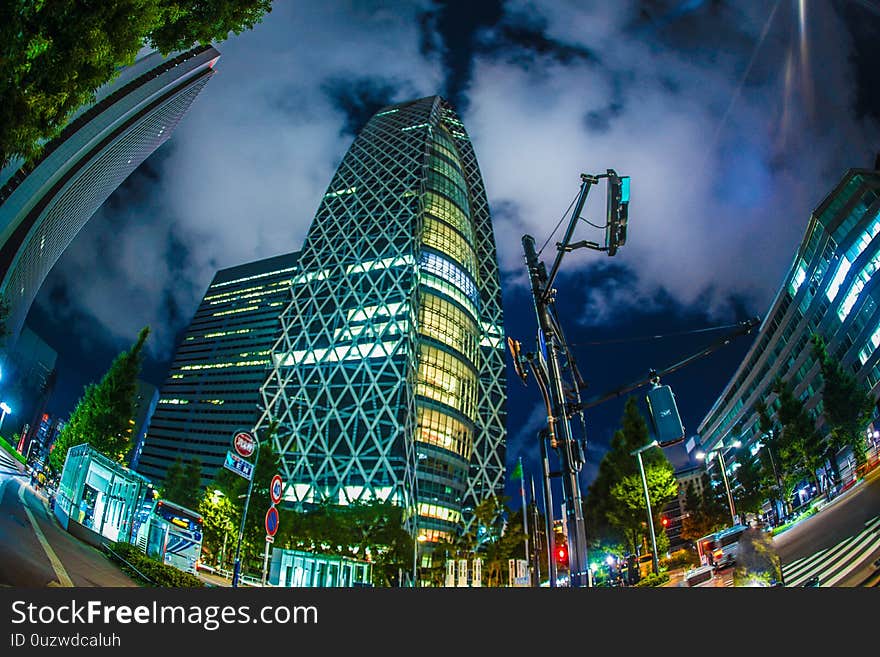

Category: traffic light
[661, 516, 669, 528]
[646, 383, 685, 447]
[605, 170, 630, 257]
[556, 544, 569, 567]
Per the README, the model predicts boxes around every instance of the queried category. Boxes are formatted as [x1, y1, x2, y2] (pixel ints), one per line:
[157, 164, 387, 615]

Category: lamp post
[413, 532, 427, 587]
[697, 439, 741, 526]
[631, 439, 660, 576]
[0, 401, 11, 434]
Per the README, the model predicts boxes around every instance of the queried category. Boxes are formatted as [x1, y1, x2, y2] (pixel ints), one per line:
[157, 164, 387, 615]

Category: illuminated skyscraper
[0, 45, 220, 350]
[137, 252, 299, 485]
[259, 96, 507, 544]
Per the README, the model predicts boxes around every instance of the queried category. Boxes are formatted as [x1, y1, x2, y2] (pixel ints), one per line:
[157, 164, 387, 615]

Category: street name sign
[224, 450, 254, 481]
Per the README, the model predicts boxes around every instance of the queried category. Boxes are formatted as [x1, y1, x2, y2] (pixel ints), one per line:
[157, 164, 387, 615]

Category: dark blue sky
[20, 1, 880, 507]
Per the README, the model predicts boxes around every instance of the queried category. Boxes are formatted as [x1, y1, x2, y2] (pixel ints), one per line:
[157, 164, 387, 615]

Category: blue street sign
[265, 506, 279, 536]
[224, 450, 254, 481]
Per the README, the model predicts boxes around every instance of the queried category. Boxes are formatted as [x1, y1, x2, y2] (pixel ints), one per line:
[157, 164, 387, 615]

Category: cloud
[467, 0, 880, 323]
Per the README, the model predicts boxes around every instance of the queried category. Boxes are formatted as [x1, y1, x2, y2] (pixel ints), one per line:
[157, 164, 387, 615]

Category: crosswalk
[0, 447, 23, 473]
[781, 515, 880, 587]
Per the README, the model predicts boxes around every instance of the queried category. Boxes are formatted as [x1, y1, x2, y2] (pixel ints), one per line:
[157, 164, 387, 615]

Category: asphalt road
[774, 468, 880, 586]
[0, 449, 137, 587]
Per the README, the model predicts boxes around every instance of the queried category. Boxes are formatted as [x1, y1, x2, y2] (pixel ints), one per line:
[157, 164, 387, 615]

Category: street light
[0, 401, 11, 434]
[631, 439, 660, 576]
[413, 533, 427, 587]
[696, 438, 741, 525]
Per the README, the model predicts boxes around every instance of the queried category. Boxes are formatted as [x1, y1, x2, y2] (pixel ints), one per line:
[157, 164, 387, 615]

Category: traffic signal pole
[520, 171, 629, 588]
[524, 233, 590, 588]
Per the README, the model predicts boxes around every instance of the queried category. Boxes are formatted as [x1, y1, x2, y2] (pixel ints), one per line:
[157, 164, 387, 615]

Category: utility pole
[632, 440, 660, 576]
[520, 170, 630, 588]
[524, 232, 591, 587]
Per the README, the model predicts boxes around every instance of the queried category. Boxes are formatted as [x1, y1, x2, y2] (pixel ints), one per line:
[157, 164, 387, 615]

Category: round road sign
[270, 474, 283, 505]
[233, 431, 256, 458]
[265, 506, 279, 537]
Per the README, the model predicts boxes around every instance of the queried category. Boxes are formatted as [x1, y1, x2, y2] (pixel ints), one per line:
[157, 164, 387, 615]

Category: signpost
[270, 474, 283, 505]
[233, 431, 256, 458]
[261, 476, 282, 586]
[223, 450, 254, 481]
[231, 430, 260, 588]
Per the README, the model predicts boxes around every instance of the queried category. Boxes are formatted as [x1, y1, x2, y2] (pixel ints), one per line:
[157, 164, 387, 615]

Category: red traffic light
[661, 517, 669, 527]
[556, 545, 568, 563]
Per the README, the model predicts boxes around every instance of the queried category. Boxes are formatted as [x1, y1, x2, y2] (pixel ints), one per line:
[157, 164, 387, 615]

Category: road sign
[224, 450, 254, 481]
[270, 474, 283, 505]
[265, 506, 279, 537]
[265, 535, 274, 544]
[233, 431, 256, 458]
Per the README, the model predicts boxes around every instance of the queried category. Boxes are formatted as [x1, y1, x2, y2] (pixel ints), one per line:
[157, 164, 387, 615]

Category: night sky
[21, 1, 880, 506]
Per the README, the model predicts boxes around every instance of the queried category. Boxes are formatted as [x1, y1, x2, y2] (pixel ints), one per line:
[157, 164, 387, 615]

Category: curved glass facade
[694, 168, 880, 493]
[259, 97, 507, 542]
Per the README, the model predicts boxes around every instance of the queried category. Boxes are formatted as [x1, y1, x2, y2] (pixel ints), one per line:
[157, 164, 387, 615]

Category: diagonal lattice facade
[257, 96, 506, 542]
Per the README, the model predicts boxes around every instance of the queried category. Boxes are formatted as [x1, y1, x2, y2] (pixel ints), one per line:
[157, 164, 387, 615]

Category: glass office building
[0, 45, 220, 350]
[692, 165, 880, 482]
[137, 252, 299, 485]
[258, 96, 507, 544]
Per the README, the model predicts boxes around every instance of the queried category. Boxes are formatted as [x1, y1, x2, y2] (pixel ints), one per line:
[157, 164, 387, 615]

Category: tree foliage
[0, 1, 273, 167]
[161, 456, 203, 509]
[585, 397, 677, 555]
[679, 473, 729, 541]
[49, 327, 150, 471]
[773, 376, 825, 495]
[811, 333, 874, 468]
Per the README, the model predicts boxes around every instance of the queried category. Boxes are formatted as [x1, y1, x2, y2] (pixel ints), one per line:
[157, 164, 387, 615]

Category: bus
[697, 524, 749, 570]
[134, 499, 204, 574]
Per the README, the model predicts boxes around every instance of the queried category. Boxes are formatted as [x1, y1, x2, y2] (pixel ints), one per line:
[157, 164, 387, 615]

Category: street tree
[773, 377, 824, 496]
[199, 488, 236, 568]
[585, 397, 677, 554]
[0, 1, 273, 167]
[734, 453, 769, 520]
[754, 399, 788, 517]
[49, 327, 149, 472]
[679, 473, 729, 542]
[161, 456, 203, 509]
[811, 333, 874, 473]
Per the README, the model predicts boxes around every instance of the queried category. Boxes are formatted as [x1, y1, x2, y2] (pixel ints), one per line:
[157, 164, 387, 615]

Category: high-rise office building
[127, 380, 159, 470]
[258, 96, 507, 544]
[0, 45, 220, 351]
[137, 253, 299, 486]
[692, 163, 880, 494]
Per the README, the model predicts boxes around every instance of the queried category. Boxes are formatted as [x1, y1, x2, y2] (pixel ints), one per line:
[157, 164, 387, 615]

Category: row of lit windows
[158, 398, 226, 406]
[838, 246, 880, 321]
[427, 170, 470, 216]
[415, 344, 478, 421]
[417, 502, 461, 524]
[208, 266, 296, 290]
[419, 251, 479, 308]
[186, 328, 251, 341]
[418, 292, 479, 365]
[203, 279, 290, 303]
[212, 305, 258, 317]
[418, 529, 452, 544]
[428, 155, 468, 197]
[421, 216, 478, 280]
[180, 358, 267, 371]
[414, 406, 474, 460]
[423, 191, 475, 243]
[421, 273, 479, 321]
